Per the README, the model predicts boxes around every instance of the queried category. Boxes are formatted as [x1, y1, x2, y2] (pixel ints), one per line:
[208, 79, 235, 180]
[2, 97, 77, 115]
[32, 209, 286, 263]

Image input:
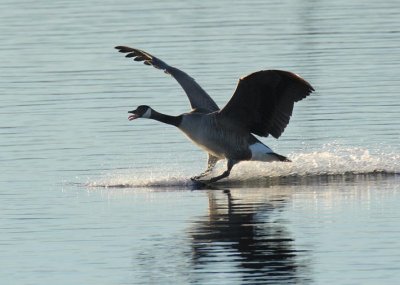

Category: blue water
[1, 0, 400, 284]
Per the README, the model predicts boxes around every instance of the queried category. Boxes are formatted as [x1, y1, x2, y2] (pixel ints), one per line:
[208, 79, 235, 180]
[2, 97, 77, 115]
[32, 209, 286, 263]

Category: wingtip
[125, 53, 136, 58]
[114, 45, 135, 53]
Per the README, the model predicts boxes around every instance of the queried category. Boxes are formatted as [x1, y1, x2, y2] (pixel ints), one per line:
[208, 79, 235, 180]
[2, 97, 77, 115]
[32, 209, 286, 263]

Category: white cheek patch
[142, 108, 151, 118]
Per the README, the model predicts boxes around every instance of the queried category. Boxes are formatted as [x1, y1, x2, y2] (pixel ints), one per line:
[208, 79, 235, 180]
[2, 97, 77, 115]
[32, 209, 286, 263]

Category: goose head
[128, 105, 152, 121]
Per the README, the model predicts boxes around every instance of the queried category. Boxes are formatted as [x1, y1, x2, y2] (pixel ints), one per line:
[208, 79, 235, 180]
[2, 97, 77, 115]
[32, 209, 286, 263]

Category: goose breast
[179, 113, 251, 160]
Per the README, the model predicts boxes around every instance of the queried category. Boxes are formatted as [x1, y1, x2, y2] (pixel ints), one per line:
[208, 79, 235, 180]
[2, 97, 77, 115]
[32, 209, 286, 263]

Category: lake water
[1, 0, 400, 284]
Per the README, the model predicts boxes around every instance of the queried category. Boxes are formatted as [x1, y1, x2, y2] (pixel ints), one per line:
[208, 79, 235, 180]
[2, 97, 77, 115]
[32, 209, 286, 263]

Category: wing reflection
[189, 189, 310, 284]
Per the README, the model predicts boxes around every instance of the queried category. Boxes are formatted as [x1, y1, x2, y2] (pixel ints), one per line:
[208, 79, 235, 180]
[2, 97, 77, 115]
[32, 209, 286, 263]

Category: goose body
[179, 112, 276, 162]
[117, 46, 314, 183]
[180, 113, 250, 160]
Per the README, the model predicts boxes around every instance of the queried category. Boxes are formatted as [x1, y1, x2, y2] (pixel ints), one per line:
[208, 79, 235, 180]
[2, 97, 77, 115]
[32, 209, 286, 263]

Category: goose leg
[206, 159, 237, 183]
[191, 154, 219, 180]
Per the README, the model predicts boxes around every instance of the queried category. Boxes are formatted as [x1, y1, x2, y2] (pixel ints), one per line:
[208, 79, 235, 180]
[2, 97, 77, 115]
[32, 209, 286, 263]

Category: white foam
[87, 172, 191, 188]
[232, 147, 399, 179]
[86, 145, 400, 188]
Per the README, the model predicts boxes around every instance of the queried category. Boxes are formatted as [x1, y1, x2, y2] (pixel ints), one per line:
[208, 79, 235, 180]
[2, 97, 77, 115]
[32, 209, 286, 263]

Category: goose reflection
[189, 189, 310, 284]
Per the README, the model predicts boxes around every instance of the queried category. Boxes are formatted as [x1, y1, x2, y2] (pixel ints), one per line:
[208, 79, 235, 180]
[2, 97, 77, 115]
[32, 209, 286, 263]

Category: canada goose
[115, 46, 314, 183]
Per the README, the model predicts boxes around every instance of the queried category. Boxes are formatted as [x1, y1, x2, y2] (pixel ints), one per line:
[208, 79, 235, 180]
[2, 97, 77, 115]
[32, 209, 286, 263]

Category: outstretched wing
[218, 70, 314, 138]
[115, 46, 219, 113]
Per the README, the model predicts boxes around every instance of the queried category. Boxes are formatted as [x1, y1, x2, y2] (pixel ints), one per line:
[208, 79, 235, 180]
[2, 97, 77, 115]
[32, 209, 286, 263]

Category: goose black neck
[151, 110, 182, 127]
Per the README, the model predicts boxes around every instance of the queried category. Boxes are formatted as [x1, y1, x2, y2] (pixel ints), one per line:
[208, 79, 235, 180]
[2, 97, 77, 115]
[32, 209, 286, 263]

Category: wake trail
[87, 146, 400, 188]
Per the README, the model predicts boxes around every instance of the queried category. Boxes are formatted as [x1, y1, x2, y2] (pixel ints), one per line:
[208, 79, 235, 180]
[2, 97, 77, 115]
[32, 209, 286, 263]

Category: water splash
[87, 171, 192, 188]
[241, 146, 399, 178]
[87, 145, 399, 188]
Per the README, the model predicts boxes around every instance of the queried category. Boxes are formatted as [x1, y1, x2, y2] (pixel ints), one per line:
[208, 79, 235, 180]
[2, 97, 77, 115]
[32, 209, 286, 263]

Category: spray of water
[87, 145, 399, 188]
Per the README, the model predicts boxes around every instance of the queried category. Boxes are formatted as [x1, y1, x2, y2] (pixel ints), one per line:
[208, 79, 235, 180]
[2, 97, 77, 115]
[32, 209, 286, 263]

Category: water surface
[1, 0, 400, 284]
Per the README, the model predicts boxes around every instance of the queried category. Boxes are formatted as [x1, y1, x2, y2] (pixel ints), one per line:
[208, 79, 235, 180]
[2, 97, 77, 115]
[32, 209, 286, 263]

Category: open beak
[128, 110, 138, 121]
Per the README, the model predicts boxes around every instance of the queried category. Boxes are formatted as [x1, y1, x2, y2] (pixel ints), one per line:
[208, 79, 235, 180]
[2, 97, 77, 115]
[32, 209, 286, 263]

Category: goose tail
[272, 153, 291, 162]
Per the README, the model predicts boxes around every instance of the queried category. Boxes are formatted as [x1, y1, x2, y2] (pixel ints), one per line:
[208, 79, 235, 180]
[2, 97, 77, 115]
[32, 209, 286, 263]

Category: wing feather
[115, 46, 219, 113]
[218, 70, 314, 138]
